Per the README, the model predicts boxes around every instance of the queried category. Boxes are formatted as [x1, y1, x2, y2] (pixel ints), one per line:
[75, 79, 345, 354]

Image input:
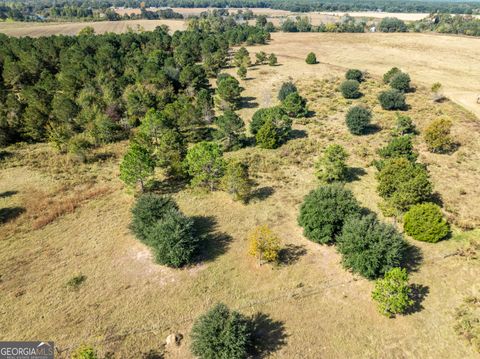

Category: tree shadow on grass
[149, 177, 189, 195]
[251, 313, 288, 358]
[0, 150, 13, 161]
[249, 186, 275, 201]
[363, 124, 382, 135]
[192, 216, 232, 263]
[405, 284, 429, 315]
[240, 96, 259, 109]
[0, 207, 25, 224]
[0, 190, 18, 198]
[347, 167, 367, 182]
[289, 129, 308, 140]
[277, 244, 307, 266]
[401, 243, 423, 273]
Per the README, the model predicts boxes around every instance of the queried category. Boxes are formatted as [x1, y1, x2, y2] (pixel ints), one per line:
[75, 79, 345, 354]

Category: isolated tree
[278, 81, 298, 101]
[337, 214, 407, 279]
[233, 47, 251, 68]
[237, 65, 247, 80]
[424, 118, 455, 153]
[268, 53, 278, 66]
[281, 92, 308, 117]
[390, 72, 411, 92]
[255, 51, 267, 65]
[345, 106, 371, 135]
[119, 142, 155, 192]
[392, 114, 416, 136]
[378, 89, 407, 110]
[403, 202, 450, 243]
[248, 225, 281, 265]
[383, 67, 401, 84]
[131, 193, 178, 242]
[372, 268, 414, 318]
[215, 74, 243, 110]
[345, 69, 363, 82]
[214, 110, 245, 151]
[221, 160, 252, 202]
[191, 303, 253, 359]
[305, 52, 317, 64]
[340, 80, 361, 99]
[376, 158, 433, 213]
[184, 141, 225, 191]
[298, 185, 361, 244]
[147, 209, 197, 267]
[315, 144, 349, 183]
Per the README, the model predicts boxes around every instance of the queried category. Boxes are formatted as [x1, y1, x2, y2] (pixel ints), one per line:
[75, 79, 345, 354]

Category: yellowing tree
[248, 225, 281, 265]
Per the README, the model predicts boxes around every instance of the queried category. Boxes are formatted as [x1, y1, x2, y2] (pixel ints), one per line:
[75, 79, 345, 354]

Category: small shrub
[67, 134, 92, 163]
[305, 52, 317, 64]
[392, 114, 416, 136]
[66, 274, 87, 290]
[424, 118, 455, 154]
[390, 72, 411, 92]
[345, 69, 363, 82]
[378, 89, 407, 110]
[376, 158, 433, 212]
[146, 209, 198, 268]
[281, 92, 308, 117]
[315, 144, 349, 183]
[383, 67, 401, 84]
[278, 81, 298, 101]
[237, 65, 247, 80]
[71, 345, 98, 359]
[345, 106, 371, 135]
[403, 203, 450, 243]
[221, 160, 252, 202]
[298, 185, 361, 244]
[191, 303, 253, 359]
[252, 108, 292, 149]
[248, 225, 281, 264]
[340, 80, 361, 99]
[337, 214, 407, 279]
[256, 120, 280, 149]
[131, 193, 178, 242]
[377, 135, 417, 163]
[268, 53, 278, 66]
[372, 268, 414, 318]
[431, 82, 445, 102]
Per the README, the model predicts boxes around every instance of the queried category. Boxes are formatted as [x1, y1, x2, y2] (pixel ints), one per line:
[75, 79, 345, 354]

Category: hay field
[0, 19, 186, 37]
[1, 43, 480, 358]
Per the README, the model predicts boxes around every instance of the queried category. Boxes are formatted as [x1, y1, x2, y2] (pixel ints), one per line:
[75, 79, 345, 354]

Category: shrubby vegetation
[305, 52, 317, 64]
[377, 135, 417, 163]
[298, 185, 361, 244]
[337, 214, 407, 279]
[424, 118, 455, 154]
[340, 80, 361, 99]
[315, 144, 349, 183]
[248, 225, 281, 264]
[221, 160, 252, 202]
[184, 141, 225, 191]
[389, 72, 411, 92]
[378, 17, 407, 32]
[403, 203, 450, 243]
[278, 81, 298, 102]
[250, 107, 292, 149]
[214, 110, 246, 151]
[120, 142, 155, 191]
[345, 69, 363, 82]
[345, 106, 371, 135]
[372, 268, 414, 317]
[281, 92, 308, 117]
[191, 303, 253, 359]
[378, 89, 407, 110]
[392, 114, 416, 136]
[383, 67, 401, 84]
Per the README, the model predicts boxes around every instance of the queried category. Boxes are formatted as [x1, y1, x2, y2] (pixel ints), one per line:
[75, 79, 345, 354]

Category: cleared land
[1, 39, 480, 357]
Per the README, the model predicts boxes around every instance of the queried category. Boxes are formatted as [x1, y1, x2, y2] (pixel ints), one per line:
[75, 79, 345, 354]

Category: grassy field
[1, 40, 479, 358]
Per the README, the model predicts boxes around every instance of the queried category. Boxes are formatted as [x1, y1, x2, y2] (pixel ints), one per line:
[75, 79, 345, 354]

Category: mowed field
[1, 20, 480, 358]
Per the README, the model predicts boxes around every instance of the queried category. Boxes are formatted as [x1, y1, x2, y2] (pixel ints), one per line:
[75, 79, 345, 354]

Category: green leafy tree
[119, 142, 155, 192]
[377, 135, 417, 163]
[215, 74, 243, 110]
[281, 92, 308, 117]
[250, 106, 291, 136]
[390, 72, 411, 92]
[190, 303, 253, 359]
[315, 144, 349, 183]
[154, 128, 187, 178]
[383, 67, 401, 84]
[221, 160, 252, 202]
[268, 53, 278, 66]
[255, 51, 267, 65]
[256, 119, 280, 149]
[376, 158, 433, 213]
[278, 81, 298, 101]
[305, 52, 317, 64]
[237, 65, 247, 80]
[184, 141, 225, 191]
[298, 185, 361, 244]
[214, 111, 245, 151]
[345, 69, 364, 82]
[337, 214, 407, 279]
[424, 118, 455, 153]
[403, 202, 450, 243]
[372, 268, 414, 318]
[233, 47, 251, 67]
[378, 89, 407, 110]
[340, 80, 361, 99]
[345, 106, 371, 135]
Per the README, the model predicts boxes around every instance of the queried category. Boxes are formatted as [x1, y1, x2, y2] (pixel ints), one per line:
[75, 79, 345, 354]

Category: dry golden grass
[1, 38, 480, 358]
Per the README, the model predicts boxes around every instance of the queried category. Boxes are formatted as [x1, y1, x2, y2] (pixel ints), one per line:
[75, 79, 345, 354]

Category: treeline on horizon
[1, 0, 480, 22]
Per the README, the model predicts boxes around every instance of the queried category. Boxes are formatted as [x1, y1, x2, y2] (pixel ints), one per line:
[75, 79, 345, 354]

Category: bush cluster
[250, 107, 292, 149]
[378, 89, 407, 110]
[403, 203, 450, 243]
